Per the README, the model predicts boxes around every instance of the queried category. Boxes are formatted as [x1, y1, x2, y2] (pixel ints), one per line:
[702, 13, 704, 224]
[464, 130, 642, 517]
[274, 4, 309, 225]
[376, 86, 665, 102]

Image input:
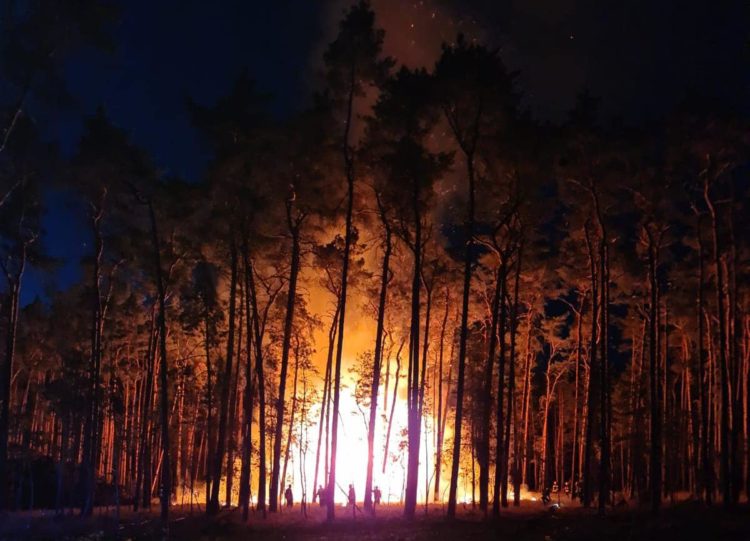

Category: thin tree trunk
[582, 221, 598, 508]
[404, 179, 423, 520]
[225, 296, 243, 507]
[705, 178, 731, 506]
[271, 204, 302, 513]
[492, 262, 507, 517]
[312, 304, 338, 502]
[570, 291, 585, 497]
[383, 339, 405, 474]
[448, 154, 476, 518]
[503, 242, 522, 507]
[247, 256, 268, 514]
[239, 236, 254, 520]
[208, 235, 238, 514]
[434, 288, 450, 502]
[327, 62, 357, 521]
[364, 193, 392, 513]
[147, 200, 172, 524]
[82, 201, 105, 517]
[646, 226, 662, 514]
[481, 266, 502, 516]
[203, 313, 213, 509]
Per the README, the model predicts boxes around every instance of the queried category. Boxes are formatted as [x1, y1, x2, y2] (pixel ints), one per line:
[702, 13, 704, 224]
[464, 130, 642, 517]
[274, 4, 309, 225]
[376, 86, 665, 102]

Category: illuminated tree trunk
[582, 221, 598, 508]
[704, 177, 731, 507]
[727, 200, 743, 504]
[224, 296, 243, 507]
[415, 265, 433, 508]
[135, 308, 156, 511]
[280, 338, 301, 508]
[598, 214, 610, 514]
[646, 225, 662, 514]
[208, 235, 238, 515]
[327, 64, 356, 521]
[364, 192, 392, 513]
[147, 200, 172, 524]
[569, 291, 585, 498]
[383, 339, 405, 474]
[203, 311, 214, 508]
[270, 200, 302, 513]
[239, 235, 254, 520]
[503, 242, 522, 507]
[448, 155, 476, 518]
[247, 255, 268, 514]
[492, 263, 507, 517]
[481, 265, 502, 516]
[81, 201, 104, 517]
[175, 368, 185, 500]
[111, 377, 124, 530]
[312, 304, 338, 502]
[520, 313, 534, 487]
[434, 288, 450, 502]
[406, 222, 426, 517]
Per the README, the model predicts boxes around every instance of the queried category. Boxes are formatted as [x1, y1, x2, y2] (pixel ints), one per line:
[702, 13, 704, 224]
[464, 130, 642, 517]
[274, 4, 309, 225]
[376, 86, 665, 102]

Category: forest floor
[1, 498, 749, 541]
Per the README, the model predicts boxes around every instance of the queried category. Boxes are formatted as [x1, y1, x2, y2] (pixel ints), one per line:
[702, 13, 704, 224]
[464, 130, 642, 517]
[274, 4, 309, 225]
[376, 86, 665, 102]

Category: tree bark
[239, 236, 254, 520]
[247, 255, 268, 514]
[327, 63, 356, 520]
[270, 202, 302, 513]
[147, 200, 172, 524]
[364, 193, 392, 512]
[208, 235, 238, 514]
[448, 155, 476, 518]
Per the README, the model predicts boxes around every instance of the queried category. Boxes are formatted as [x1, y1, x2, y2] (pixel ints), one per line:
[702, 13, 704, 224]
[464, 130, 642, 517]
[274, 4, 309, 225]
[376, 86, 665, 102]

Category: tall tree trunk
[597, 212, 610, 514]
[647, 226, 662, 514]
[520, 311, 534, 487]
[81, 201, 105, 517]
[480, 266, 502, 516]
[404, 180, 422, 520]
[270, 205, 301, 513]
[582, 221, 598, 508]
[247, 256, 268, 514]
[569, 291, 585, 498]
[239, 236, 254, 521]
[448, 155, 476, 518]
[147, 200, 172, 524]
[364, 193, 392, 513]
[416, 270, 433, 510]
[434, 288, 450, 502]
[225, 298, 242, 507]
[704, 178, 731, 506]
[492, 262, 508, 516]
[203, 313, 213, 508]
[503, 242, 522, 507]
[208, 235, 238, 514]
[383, 339, 405, 474]
[0, 269, 23, 511]
[279, 339, 301, 508]
[135, 309, 156, 511]
[327, 65, 356, 520]
[312, 303, 338, 502]
[727, 197, 743, 504]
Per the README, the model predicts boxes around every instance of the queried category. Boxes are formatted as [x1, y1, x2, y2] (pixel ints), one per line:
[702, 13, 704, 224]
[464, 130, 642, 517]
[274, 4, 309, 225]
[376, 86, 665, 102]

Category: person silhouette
[348, 484, 357, 517]
[284, 484, 293, 508]
[317, 485, 325, 507]
[373, 485, 382, 506]
[348, 484, 356, 506]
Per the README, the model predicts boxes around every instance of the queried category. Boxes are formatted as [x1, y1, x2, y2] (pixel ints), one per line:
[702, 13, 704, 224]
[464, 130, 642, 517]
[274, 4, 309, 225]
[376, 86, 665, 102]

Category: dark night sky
[21, 0, 749, 304]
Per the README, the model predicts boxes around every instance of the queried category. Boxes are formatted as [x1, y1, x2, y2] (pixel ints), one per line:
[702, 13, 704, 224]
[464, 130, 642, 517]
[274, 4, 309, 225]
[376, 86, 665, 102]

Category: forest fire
[0, 0, 748, 540]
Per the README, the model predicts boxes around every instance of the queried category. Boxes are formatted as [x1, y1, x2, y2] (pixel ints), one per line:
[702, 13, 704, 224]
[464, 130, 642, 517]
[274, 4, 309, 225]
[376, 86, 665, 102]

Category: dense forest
[0, 0, 748, 530]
